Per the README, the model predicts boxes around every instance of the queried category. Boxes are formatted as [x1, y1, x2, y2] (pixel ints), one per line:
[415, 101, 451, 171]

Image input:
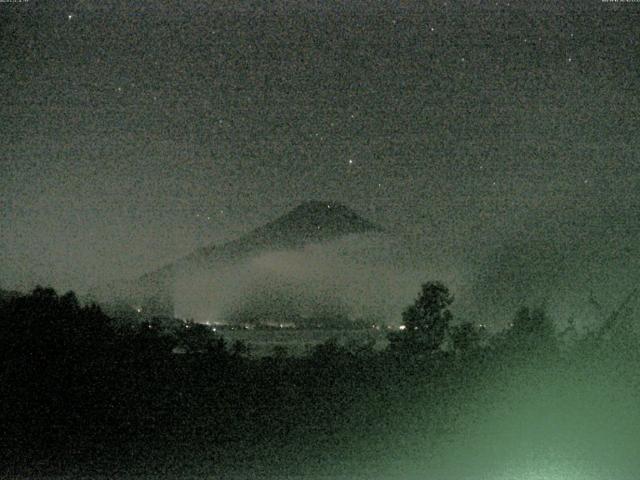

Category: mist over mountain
[91, 197, 640, 333]
[95, 201, 428, 326]
[173, 232, 433, 326]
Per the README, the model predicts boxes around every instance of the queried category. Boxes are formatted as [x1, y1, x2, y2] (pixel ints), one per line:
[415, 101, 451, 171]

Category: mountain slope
[99, 201, 383, 316]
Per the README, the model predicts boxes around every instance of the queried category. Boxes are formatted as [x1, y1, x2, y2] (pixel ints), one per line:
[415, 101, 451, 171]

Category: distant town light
[399, 325, 406, 331]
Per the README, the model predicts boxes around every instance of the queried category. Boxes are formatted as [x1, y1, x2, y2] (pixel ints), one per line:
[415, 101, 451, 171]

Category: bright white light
[399, 325, 406, 331]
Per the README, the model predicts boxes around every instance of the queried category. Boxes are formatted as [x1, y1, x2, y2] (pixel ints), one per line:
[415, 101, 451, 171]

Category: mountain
[97, 201, 383, 317]
[182, 200, 381, 264]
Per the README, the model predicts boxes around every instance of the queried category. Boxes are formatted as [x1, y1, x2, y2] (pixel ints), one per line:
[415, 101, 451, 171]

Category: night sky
[2, 1, 639, 324]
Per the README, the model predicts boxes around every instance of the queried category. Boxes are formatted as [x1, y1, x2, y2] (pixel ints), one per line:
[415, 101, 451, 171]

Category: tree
[501, 306, 556, 357]
[389, 281, 454, 354]
[451, 322, 481, 354]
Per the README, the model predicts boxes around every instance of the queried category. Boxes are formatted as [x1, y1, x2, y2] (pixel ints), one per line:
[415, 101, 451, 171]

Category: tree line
[0, 282, 637, 478]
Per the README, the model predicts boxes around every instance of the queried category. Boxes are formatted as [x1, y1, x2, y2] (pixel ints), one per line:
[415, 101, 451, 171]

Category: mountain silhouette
[98, 201, 383, 316]
[185, 200, 381, 262]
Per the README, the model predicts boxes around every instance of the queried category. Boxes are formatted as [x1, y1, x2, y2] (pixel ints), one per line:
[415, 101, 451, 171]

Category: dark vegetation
[1, 283, 639, 479]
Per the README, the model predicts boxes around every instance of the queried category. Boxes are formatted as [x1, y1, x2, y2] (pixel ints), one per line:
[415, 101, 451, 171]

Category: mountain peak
[186, 201, 381, 262]
[291, 200, 346, 212]
[268, 201, 381, 238]
[287, 200, 357, 219]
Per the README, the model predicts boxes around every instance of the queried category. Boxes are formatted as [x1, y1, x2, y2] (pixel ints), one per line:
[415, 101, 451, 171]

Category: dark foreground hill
[2, 287, 639, 480]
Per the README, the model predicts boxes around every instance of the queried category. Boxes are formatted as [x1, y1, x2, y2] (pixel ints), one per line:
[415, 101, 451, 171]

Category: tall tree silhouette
[389, 281, 453, 354]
